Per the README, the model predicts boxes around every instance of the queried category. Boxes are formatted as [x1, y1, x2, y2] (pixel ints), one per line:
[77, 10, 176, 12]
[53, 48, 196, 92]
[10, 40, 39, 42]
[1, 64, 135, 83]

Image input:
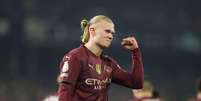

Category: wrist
[131, 48, 140, 54]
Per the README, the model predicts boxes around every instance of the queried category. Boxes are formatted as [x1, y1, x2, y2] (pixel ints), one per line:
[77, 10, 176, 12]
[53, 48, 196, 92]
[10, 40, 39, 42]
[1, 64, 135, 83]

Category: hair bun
[80, 19, 89, 30]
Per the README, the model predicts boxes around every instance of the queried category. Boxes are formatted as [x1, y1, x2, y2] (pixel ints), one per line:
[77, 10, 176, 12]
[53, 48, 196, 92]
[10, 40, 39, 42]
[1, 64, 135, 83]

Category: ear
[89, 27, 95, 36]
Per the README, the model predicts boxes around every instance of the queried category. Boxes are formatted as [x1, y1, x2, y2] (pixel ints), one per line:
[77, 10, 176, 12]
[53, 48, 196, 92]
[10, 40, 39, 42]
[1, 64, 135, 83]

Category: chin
[96, 41, 111, 49]
[104, 44, 111, 48]
[99, 44, 110, 49]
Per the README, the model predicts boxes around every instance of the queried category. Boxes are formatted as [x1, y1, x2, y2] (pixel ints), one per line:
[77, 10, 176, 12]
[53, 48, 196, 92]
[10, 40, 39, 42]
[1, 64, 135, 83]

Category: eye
[104, 29, 115, 35]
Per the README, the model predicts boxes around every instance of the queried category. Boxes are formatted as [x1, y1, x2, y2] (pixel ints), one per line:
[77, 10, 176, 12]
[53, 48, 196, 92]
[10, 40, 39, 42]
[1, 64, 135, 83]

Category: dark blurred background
[0, 0, 201, 101]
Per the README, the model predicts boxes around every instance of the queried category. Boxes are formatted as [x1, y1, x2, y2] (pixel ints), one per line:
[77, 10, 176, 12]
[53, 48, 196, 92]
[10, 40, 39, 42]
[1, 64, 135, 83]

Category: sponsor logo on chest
[85, 78, 111, 90]
[85, 63, 113, 90]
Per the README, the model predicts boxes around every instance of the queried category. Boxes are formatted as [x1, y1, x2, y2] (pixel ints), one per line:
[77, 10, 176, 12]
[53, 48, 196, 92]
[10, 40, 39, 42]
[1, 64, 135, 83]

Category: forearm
[58, 83, 74, 101]
[131, 48, 144, 88]
[111, 48, 144, 89]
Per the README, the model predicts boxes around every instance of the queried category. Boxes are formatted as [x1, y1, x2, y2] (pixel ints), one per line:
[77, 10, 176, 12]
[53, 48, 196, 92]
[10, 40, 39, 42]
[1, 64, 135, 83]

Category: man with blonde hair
[57, 15, 144, 101]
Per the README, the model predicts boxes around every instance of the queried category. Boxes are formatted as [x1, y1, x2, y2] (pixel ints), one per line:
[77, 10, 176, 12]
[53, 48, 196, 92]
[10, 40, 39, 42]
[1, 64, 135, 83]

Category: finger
[122, 37, 135, 42]
[121, 41, 126, 45]
[121, 40, 133, 46]
[122, 38, 131, 42]
[123, 38, 133, 43]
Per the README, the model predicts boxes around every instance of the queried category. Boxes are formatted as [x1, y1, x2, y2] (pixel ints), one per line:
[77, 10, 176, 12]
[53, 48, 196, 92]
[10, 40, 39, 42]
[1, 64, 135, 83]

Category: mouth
[105, 39, 112, 43]
[106, 38, 113, 41]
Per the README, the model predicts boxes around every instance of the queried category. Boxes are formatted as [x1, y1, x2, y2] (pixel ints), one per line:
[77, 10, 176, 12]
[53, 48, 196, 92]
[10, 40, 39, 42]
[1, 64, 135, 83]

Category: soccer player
[57, 15, 144, 101]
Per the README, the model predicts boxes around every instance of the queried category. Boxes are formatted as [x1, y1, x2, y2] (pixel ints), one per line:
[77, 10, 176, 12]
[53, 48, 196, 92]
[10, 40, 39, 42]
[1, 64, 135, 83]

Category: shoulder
[61, 45, 86, 62]
[102, 54, 114, 62]
[66, 45, 86, 57]
[102, 54, 119, 65]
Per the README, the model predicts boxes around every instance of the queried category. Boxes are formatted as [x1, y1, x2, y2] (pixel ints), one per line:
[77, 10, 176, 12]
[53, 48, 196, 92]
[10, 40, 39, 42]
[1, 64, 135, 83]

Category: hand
[121, 36, 138, 50]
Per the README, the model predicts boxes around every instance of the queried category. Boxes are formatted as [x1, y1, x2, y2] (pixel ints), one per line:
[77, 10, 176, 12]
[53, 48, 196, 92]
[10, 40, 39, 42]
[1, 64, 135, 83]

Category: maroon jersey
[58, 45, 144, 101]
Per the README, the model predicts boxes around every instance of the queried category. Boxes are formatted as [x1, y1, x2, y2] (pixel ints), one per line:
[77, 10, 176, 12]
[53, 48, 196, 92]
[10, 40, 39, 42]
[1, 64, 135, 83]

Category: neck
[197, 92, 201, 99]
[84, 42, 103, 56]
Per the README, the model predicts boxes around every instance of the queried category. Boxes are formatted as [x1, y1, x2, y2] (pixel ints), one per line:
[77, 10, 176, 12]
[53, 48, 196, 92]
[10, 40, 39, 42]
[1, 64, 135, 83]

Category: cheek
[93, 35, 102, 42]
[97, 36, 104, 42]
[96, 33, 104, 39]
[94, 31, 106, 41]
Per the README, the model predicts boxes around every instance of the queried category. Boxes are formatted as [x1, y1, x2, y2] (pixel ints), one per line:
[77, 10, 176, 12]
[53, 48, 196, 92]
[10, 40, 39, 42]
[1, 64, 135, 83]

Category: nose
[108, 33, 113, 40]
[104, 29, 114, 40]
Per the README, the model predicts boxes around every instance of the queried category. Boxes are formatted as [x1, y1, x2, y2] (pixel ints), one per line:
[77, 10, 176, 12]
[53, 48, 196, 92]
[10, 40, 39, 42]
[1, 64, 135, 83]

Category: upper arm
[58, 53, 82, 100]
[58, 53, 82, 85]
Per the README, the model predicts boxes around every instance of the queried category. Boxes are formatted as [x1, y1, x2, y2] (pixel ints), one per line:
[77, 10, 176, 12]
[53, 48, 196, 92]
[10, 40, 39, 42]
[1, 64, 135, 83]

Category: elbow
[131, 79, 144, 89]
[134, 83, 143, 89]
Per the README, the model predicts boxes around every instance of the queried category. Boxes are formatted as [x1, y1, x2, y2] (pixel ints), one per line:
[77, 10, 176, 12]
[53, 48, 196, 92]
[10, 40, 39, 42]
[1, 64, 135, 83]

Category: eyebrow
[104, 29, 115, 34]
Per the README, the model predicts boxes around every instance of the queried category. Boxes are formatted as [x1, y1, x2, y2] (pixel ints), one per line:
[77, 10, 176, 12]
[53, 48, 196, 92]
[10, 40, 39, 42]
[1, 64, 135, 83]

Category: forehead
[93, 21, 114, 30]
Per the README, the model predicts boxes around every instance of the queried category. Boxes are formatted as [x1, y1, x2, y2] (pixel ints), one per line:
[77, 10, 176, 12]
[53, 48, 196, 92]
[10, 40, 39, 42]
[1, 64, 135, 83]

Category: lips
[105, 38, 112, 42]
[105, 40, 112, 44]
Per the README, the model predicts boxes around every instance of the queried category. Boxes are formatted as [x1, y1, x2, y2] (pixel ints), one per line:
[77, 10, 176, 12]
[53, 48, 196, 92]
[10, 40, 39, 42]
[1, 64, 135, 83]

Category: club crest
[95, 64, 102, 75]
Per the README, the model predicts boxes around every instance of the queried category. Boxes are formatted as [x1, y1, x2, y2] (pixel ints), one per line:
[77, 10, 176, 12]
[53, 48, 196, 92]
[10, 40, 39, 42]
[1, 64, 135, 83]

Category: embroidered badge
[95, 64, 102, 75]
[62, 61, 69, 72]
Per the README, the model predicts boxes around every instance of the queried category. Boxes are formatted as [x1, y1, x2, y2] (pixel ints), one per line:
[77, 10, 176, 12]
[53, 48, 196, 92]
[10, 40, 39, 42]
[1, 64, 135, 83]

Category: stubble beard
[96, 42, 110, 49]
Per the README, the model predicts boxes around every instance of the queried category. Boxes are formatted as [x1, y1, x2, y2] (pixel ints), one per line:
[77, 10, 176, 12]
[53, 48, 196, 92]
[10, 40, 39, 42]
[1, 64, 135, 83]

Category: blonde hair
[142, 80, 154, 91]
[80, 15, 113, 44]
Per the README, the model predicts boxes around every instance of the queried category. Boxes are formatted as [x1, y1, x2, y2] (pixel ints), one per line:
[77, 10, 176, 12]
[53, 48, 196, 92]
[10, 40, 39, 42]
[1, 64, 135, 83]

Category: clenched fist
[121, 36, 139, 50]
